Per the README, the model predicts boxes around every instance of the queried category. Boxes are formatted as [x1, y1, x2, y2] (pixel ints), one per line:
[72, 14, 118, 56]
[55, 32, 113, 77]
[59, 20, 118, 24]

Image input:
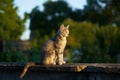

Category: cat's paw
[62, 61, 66, 64]
[52, 62, 56, 65]
[58, 62, 63, 65]
[58, 61, 66, 65]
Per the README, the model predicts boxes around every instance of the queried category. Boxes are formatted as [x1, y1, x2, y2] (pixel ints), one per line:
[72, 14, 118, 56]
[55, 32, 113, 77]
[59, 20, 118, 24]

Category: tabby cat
[41, 24, 69, 65]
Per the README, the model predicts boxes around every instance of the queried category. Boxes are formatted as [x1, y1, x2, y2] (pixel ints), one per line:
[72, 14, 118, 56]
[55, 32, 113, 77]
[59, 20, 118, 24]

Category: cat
[20, 24, 69, 78]
[41, 24, 69, 65]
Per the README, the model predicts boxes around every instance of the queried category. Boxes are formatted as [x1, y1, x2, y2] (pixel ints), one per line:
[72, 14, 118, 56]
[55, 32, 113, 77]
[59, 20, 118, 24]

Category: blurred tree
[63, 19, 101, 62]
[0, 0, 25, 40]
[95, 25, 119, 62]
[100, 0, 120, 26]
[69, 9, 86, 21]
[43, 0, 72, 30]
[63, 19, 120, 63]
[84, 0, 102, 23]
[0, 0, 26, 62]
[83, 0, 120, 26]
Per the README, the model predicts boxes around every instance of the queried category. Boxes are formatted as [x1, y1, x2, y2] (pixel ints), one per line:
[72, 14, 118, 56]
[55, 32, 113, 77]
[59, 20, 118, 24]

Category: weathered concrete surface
[0, 62, 120, 80]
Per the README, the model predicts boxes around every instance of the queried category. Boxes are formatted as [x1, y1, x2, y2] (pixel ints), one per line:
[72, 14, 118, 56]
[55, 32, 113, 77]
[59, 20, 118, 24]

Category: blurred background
[0, 0, 120, 63]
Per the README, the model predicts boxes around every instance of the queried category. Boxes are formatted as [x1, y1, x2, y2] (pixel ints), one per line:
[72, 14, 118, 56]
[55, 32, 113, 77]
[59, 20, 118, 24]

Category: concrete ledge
[0, 62, 120, 73]
[0, 62, 120, 80]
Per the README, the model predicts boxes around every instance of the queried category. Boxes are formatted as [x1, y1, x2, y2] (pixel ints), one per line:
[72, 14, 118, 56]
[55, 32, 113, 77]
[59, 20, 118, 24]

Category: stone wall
[0, 62, 120, 80]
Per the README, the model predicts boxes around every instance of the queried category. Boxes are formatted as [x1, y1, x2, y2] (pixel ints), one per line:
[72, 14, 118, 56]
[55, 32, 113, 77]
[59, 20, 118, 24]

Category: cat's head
[58, 24, 69, 37]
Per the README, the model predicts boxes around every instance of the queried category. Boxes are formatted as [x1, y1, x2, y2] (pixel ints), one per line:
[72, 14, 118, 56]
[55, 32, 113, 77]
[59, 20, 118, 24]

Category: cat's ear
[66, 25, 69, 29]
[60, 24, 65, 30]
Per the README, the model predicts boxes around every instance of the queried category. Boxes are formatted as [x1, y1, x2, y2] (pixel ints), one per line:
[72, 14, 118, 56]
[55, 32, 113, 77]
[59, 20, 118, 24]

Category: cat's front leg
[57, 52, 66, 65]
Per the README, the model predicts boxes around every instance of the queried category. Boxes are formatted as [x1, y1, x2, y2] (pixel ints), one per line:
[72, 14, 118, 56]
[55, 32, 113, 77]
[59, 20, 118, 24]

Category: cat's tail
[20, 62, 35, 78]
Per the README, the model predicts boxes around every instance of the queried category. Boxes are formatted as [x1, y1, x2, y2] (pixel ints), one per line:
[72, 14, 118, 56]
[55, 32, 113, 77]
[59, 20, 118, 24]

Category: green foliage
[0, 49, 41, 62]
[63, 19, 120, 63]
[84, 0, 120, 26]
[0, 50, 25, 62]
[23, 48, 41, 62]
[0, 0, 25, 40]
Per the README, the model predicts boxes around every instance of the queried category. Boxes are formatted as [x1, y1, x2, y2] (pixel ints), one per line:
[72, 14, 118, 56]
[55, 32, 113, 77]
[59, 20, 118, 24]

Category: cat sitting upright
[20, 24, 69, 78]
[41, 24, 69, 65]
